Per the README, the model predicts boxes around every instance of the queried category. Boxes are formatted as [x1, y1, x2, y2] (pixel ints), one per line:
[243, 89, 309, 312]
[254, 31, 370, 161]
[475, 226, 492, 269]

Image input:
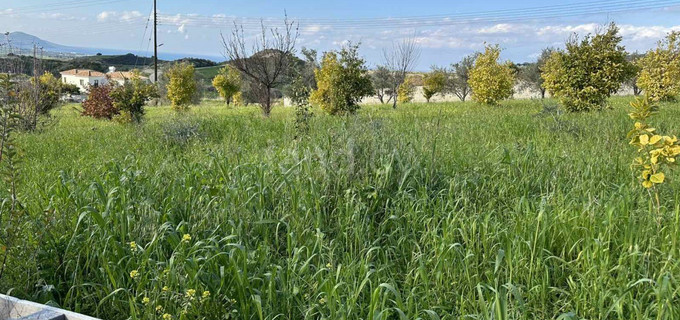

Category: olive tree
[517, 48, 554, 99]
[371, 66, 393, 104]
[447, 54, 476, 102]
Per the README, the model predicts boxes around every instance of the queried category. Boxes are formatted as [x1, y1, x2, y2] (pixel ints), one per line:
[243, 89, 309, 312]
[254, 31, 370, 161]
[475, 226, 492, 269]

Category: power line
[156, 0, 679, 30]
[134, 5, 155, 68]
[2, 0, 133, 15]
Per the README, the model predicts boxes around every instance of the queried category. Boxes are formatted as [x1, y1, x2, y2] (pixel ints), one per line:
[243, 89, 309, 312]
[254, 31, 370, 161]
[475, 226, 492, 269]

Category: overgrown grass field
[3, 97, 680, 319]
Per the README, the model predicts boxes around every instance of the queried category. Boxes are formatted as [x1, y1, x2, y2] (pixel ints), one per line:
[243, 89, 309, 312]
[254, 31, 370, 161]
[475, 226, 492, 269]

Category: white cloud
[39, 12, 82, 21]
[97, 11, 113, 22]
[97, 11, 144, 23]
[478, 23, 517, 34]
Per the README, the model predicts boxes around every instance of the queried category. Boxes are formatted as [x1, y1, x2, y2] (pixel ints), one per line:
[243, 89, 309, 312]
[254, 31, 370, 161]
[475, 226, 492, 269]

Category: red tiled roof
[107, 71, 148, 80]
[60, 69, 106, 77]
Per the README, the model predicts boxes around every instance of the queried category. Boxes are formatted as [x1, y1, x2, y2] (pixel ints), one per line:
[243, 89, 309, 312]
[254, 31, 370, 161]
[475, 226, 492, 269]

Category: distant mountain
[2, 32, 222, 62]
[4, 31, 83, 55]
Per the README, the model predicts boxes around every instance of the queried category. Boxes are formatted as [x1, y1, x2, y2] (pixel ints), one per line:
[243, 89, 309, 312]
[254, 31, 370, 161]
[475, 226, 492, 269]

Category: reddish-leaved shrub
[81, 84, 117, 119]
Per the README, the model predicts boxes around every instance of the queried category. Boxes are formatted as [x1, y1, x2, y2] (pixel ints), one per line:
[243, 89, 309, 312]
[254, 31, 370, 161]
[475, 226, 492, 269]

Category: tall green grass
[2, 97, 680, 319]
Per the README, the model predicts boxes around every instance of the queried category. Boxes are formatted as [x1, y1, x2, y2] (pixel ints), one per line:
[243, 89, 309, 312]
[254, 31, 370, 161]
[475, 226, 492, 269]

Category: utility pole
[154, 0, 158, 83]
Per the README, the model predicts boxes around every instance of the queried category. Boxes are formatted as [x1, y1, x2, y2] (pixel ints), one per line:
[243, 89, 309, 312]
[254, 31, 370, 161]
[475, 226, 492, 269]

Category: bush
[310, 43, 373, 115]
[542, 23, 631, 112]
[82, 84, 116, 119]
[165, 62, 197, 111]
[110, 71, 158, 123]
[397, 77, 416, 103]
[212, 65, 242, 105]
[637, 32, 680, 102]
[422, 68, 447, 103]
[468, 44, 515, 105]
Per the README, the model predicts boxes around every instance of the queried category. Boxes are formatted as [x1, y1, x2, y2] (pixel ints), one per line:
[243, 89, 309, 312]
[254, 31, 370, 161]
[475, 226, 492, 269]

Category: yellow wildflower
[202, 291, 211, 299]
[162, 313, 172, 320]
[129, 270, 139, 279]
[156, 305, 164, 313]
[129, 241, 137, 252]
[162, 286, 170, 292]
[182, 234, 192, 243]
[186, 289, 196, 299]
[142, 297, 150, 305]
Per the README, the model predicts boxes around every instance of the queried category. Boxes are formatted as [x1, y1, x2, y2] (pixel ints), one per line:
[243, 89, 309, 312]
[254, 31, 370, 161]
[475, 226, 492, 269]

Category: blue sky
[2, 0, 680, 69]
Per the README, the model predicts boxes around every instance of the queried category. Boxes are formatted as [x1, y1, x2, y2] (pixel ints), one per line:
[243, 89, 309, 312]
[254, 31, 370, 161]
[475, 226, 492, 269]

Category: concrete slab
[0, 294, 99, 320]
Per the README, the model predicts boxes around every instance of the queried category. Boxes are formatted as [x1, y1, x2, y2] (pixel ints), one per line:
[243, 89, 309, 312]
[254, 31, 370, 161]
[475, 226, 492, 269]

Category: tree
[371, 66, 393, 104]
[221, 17, 299, 117]
[422, 67, 447, 103]
[36, 72, 62, 114]
[625, 52, 644, 96]
[637, 32, 680, 102]
[110, 71, 158, 123]
[289, 75, 312, 139]
[212, 65, 242, 105]
[397, 77, 416, 103]
[468, 44, 515, 105]
[165, 62, 197, 111]
[310, 43, 373, 115]
[382, 37, 421, 108]
[542, 23, 631, 112]
[518, 48, 554, 99]
[82, 84, 116, 119]
[447, 54, 476, 102]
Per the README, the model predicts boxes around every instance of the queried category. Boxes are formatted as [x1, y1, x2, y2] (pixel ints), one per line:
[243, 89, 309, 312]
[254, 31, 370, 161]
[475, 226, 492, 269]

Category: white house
[107, 67, 149, 85]
[60, 69, 108, 92]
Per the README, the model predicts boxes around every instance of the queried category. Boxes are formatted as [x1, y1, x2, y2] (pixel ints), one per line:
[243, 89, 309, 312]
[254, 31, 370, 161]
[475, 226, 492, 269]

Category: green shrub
[542, 23, 631, 112]
[310, 43, 373, 115]
[110, 71, 158, 123]
[212, 65, 242, 105]
[637, 32, 680, 102]
[166, 62, 197, 111]
[468, 44, 515, 105]
[422, 68, 447, 103]
[397, 77, 416, 103]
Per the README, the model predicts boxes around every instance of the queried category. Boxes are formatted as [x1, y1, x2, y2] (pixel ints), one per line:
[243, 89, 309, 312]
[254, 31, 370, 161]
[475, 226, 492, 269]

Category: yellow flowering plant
[628, 95, 680, 193]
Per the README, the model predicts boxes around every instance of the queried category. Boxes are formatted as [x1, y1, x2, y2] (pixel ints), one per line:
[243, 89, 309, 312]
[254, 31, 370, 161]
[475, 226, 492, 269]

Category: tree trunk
[262, 88, 272, 117]
[541, 89, 546, 99]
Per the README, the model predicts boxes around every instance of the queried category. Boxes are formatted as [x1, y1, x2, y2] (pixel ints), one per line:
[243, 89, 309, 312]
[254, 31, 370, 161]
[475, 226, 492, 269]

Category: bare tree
[383, 36, 421, 109]
[221, 17, 299, 117]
